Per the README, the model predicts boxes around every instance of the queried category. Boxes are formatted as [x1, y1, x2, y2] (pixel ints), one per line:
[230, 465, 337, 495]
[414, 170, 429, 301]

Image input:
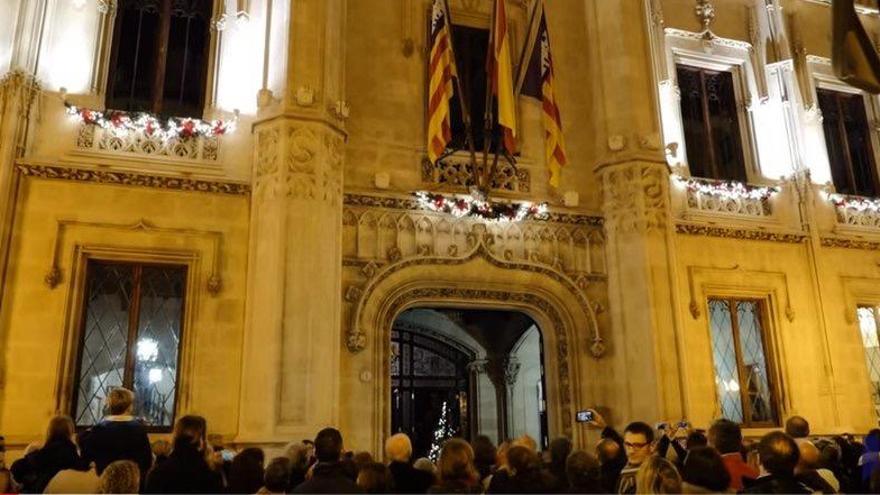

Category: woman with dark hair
[428, 439, 481, 494]
[10, 415, 84, 493]
[227, 448, 265, 494]
[681, 446, 731, 493]
[357, 462, 394, 493]
[144, 415, 224, 493]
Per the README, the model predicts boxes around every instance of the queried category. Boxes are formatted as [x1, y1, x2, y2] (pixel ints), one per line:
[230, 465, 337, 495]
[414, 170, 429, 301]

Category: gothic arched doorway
[390, 308, 548, 458]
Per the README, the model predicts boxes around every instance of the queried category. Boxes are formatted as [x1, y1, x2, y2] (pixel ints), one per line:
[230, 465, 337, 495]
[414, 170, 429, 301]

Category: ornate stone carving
[675, 223, 807, 243]
[831, 196, 880, 229]
[17, 163, 250, 195]
[683, 179, 774, 217]
[422, 156, 531, 193]
[664, 28, 753, 51]
[73, 125, 220, 162]
[0, 70, 41, 119]
[695, 0, 716, 35]
[821, 237, 880, 250]
[601, 163, 669, 233]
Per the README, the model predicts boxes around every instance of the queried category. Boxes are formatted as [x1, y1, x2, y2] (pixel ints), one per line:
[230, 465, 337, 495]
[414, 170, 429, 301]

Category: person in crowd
[634, 456, 681, 494]
[679, 446, 729, 493]
[860, 429, 880, 491]
[428, 438, 480, 494]
[706, 418, 757, 491]
[78, 387, 152, 477]
[546, 437, 572, 492]
[741, 431, 811, 494]
[385, 433, 433, 493]
[785, 416, 811, 440]
[511, 435, 538, 453]
[654, 424, 687, 468]
[97, 460, 140, 494]
[488, 445, 550, 493]
[43, 462, 100, 494]
[292, 427, 362, 493]
[144, 415, 224, 493]
[685, 431, 708, 450]
[795, 440, 837, 493]
[226, 447, 265, 494]
[284, 442, 312, 491]
[0, 436, 11, 494]
[151, 439, 171, 466]
[413, 457, 438, 484]
[818, 439, 852, 493]
[357, 462, 394, 494]
[616, 422, 655, 494]
[471, 435, 496, 488]
[565, 450, 603, 494]
[10, 415, 84, 493]
[597, 437, 626, 493]
[259, 457, 293, 494]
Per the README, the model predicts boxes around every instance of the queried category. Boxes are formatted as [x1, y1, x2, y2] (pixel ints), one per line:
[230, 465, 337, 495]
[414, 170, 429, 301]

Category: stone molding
[821, 237, 880, 250]
[74, 125, 220, 162]
[16, 163, 250, 195]
[675, 223, 807, 243]
[253, 120, 343, 203]
[0, 70, 41, 116]
[344, 226, 605, 360]
[600, 162, 669, 233]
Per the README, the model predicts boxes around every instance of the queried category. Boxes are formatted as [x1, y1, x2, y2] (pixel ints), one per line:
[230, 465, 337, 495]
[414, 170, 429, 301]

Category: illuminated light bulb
[136, 338, 159, 362]
[148, 368, 163, 384]
[727, 379, 740, 392]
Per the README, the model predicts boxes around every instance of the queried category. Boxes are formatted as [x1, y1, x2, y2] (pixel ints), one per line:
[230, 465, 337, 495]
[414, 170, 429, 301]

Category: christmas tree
[428, 400, 454, 461]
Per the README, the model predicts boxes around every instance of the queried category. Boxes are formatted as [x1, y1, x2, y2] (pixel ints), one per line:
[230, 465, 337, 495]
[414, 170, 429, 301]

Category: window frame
[94, 0, 222, 118]
[810, 62, 880, 198]
[706, 296, 782, 428]
[59, 248, 198, 434]
[662, 31, 762, 184]
[857, 304, 880, 420]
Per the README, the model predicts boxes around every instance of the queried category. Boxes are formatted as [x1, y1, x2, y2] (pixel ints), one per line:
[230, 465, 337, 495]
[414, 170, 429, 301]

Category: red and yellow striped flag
[488, 0, 517, 155]
[427, 0, 457, 164]
[520, 1, 567, 187]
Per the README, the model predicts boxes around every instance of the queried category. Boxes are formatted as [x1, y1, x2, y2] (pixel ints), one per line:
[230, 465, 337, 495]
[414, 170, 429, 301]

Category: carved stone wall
[601, 162, 669, 233]
[75, 125, 220, 162]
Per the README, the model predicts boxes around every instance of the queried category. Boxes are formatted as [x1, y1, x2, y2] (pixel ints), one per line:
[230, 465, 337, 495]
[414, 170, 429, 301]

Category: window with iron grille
[857, 306, 880, 419]
[676, 64, 748, 183]
[707, 298, 778, 427]
[106, 0, 214, 116]
[72, 261, 187, 430]
[817, 89, 879, 197]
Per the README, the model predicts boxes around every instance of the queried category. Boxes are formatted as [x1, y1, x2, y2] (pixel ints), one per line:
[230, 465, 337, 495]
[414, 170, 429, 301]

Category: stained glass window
[73, 261, 187, 430]
[707, 298, 778, 427]
[857, 306, 880, 419]
[677, 65, 748, 183]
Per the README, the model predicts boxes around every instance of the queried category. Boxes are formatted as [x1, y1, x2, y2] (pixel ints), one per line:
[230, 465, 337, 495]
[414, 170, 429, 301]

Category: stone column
[236, 0, 347, 443]
[589, 0, 684, 423]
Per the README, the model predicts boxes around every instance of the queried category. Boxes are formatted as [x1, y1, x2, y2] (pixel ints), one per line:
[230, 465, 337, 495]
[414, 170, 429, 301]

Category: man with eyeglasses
[586, 410, 655, 494]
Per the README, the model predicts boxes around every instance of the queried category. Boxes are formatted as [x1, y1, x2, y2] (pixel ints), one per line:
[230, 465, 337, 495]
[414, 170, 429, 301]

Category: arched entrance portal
[390, 308, 548, 458]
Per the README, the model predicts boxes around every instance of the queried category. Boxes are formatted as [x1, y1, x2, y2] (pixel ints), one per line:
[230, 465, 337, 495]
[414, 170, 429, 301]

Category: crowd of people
[1, 388, 879, 493]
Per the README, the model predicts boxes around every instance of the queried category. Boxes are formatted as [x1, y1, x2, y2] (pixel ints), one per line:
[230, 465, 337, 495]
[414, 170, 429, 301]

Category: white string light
[66, 103, 238, 141]
[672, 175, 780, 201]
[414, 191, 548, 223]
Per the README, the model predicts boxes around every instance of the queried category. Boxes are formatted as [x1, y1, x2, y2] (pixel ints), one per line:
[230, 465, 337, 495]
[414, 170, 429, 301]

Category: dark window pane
[108, 0, 161, 112]
[447, 25, 499, 155]
[132, 266, 186, 427]
[74, 263, 135, 427]
[677, 65, 747, 182]
[162, 0, 212, 116]
[818, 90, 853, 194]
[818, 89, 879, 197]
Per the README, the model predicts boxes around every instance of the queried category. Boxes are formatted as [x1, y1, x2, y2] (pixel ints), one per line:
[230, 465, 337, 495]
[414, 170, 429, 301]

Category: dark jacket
[427, 479, 482, 494]
[78, 416, 152, 475]
[292, 461, 363, 493]
[740, 474, 811, 494]
[144, 443, 224, 494]
[10, 439, 83, 494]
[389, 461, 434, 493]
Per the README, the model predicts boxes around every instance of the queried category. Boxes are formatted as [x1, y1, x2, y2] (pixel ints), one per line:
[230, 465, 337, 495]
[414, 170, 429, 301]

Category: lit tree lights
[65, 103, 237, 141]
[414, 191, 548, 223]
[428, 401, 455, 462]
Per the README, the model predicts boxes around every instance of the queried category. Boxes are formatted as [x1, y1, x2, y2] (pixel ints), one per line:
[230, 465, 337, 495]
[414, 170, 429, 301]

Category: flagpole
[480, 0, 499, 196]
[515, 0, 542, 96]
[440, 0, 479, 175]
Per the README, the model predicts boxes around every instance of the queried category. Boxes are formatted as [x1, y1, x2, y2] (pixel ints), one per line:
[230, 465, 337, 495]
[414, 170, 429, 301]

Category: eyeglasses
[624, 441, 650, 449]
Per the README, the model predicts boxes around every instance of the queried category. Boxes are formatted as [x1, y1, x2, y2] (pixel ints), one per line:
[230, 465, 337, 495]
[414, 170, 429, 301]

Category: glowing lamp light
[148, 368, 163, 384]
[724, 379, 740, 392]
[136, 338, 159, 362]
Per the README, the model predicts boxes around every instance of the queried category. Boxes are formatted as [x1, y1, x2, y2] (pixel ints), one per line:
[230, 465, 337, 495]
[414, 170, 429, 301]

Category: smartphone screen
[576, 410, 593, 422]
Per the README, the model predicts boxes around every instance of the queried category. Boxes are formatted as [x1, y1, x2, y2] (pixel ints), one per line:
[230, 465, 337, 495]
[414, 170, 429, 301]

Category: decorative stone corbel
[695, 0, 716, 38]
[295, 86, 316, 107]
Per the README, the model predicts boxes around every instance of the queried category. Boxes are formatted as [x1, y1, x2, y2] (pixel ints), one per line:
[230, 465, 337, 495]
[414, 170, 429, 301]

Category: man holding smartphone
[584, 409, 654, 494]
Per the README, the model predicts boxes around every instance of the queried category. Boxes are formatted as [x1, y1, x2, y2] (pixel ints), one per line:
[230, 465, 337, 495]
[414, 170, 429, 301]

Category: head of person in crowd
[708, 418, 743, 454]
[785, 416, 810, 439]
[511, 434, 537, 452]
[549, 437, 572, 469]
[437, 438, 478, 487]
[796, 441, 820, 474]
[758, 431, 800, 478]
[413, 457, 438, 481]
[471, 435, 496, 479]
[172, 415, 208, 454]
[151, 439, 171, 465]
[866, 429, 880, 453]
[681, 446, 730, 492]
[635, 456, 682, 494]
[624, 422, 655, 467]
[506, 446, 541, 476]
[227, 447, 265, 494]
[566, 450, 603, 493]
[45, 415, 76, 446]
[357, 462, 394, 494]
[263, 457, 292, 494]
[597, 437, 624, 465]
[817, 440, 841, 470]
[314, 427, 344, 463]
[97, 460, 139, 494]
[384, 433, 413, 464]
[354, 451, 374, 471]
[685, 431, 708, 450]
[284, 441, 311, 473]
[106, 387, 135, 417]
[496, 441, 511, 469]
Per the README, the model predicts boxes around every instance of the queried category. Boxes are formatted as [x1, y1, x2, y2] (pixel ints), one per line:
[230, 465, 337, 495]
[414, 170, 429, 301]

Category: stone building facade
[1, 0, 880, 455]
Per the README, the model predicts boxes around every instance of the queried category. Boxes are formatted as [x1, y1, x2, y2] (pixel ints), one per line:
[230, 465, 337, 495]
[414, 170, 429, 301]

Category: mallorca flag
[426, 0, 458, 164]
[488, 0, 517, 155]
[520, 1, 567, 187]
